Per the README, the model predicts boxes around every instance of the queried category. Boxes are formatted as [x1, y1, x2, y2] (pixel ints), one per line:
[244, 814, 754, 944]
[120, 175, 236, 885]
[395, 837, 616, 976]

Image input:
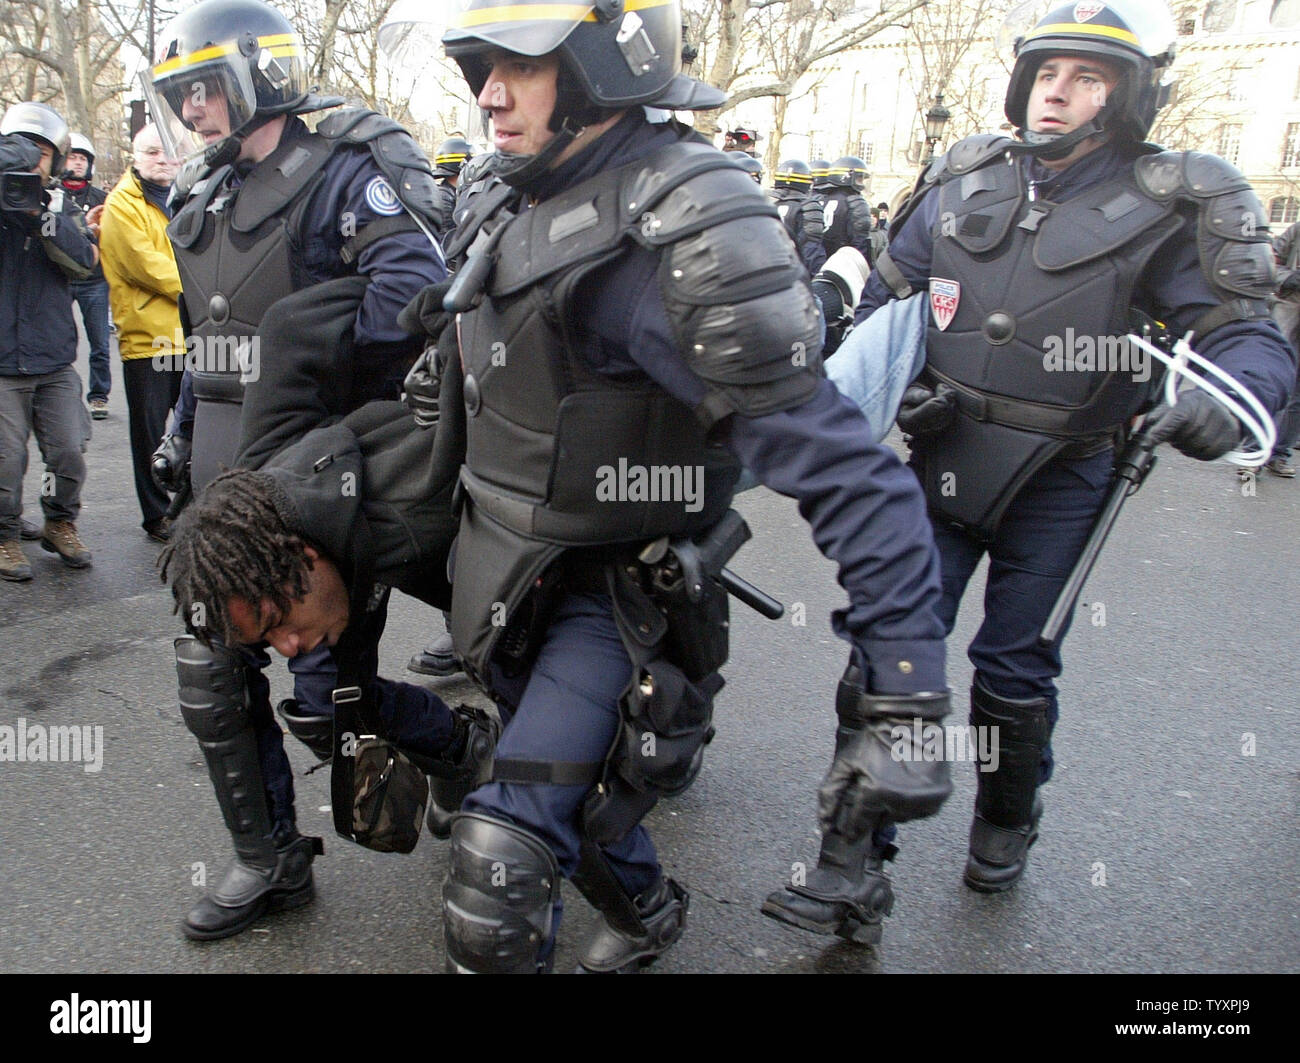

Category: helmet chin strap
[1013, 117, 1108, 161]
[200, 111, 277, 171]
[494, 116, 586, 190]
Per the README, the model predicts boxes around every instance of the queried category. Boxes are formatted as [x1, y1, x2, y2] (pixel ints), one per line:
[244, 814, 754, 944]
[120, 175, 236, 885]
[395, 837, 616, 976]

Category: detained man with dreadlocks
[157, 311, 491, 938]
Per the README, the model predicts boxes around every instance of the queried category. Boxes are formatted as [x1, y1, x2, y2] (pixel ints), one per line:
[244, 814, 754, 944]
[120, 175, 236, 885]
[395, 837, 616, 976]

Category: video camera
[0, 171, 44, 214]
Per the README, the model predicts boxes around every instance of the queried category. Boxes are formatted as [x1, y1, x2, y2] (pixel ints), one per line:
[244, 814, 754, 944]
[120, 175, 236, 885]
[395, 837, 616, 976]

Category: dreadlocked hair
[157, 468, 311, 648]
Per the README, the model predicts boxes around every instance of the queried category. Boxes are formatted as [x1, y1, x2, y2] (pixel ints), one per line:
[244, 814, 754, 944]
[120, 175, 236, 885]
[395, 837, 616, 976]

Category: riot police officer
[727, 149, 763, 184]
[380, 0, 952, 972]
[430, 135, 475, 238]
[770, 158, 826, 274]
[143, 0, 458, 940]
[816, 155, 875, 266]
[851, 0, 1295, 897]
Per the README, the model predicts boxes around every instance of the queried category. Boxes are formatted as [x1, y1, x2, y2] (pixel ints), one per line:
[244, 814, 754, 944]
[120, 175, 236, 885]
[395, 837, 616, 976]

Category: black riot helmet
[381, 0, 725, 188]
[727, 150, 763, 184]
[434, 136, 474, 179]
[1002, 0, 1177, 155]
[810, 158, 831, 190]
[1, 102, 71, 178]
[774, 158, 813, 190]
[144, 0, 341, 167]
[824, 156, 869, 192]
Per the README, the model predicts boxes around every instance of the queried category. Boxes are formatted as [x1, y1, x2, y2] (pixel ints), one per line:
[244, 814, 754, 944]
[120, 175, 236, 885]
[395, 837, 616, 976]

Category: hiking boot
[1265, 456, 1296, 478]
[89, 398, 108, 420]
[1, 539, 33, 582]
[144, 517, 172, 543]
[40, 521, 92, 568]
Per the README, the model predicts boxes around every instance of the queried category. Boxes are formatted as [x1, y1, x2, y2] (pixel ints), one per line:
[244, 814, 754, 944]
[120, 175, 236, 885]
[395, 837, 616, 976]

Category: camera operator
[1, 102, 99, 582]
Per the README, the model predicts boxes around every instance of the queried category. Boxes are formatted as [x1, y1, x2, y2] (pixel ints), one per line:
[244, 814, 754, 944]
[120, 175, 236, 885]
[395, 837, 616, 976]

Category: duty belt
[923, 366, 1123, 443]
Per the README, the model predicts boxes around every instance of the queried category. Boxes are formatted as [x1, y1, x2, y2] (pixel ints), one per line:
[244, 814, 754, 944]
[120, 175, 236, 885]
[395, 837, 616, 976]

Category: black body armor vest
[911, 136, 1271, 539]
[168, 133, 335, 489]
[446, 139, 821, 683]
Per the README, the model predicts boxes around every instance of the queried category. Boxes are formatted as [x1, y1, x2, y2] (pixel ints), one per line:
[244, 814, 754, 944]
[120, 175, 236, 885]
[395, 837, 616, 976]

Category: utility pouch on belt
[581, 511, 749, 845]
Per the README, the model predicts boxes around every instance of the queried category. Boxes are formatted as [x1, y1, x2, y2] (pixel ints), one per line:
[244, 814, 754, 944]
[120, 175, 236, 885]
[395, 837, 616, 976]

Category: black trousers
[123, 357, 183, 528]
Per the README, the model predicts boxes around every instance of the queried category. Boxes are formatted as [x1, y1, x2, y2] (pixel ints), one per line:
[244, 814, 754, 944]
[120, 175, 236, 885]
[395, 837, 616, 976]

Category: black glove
[402, 343, 441, 429]
[1143, 391, 1242, 461]
[151, 433, 192, 493]
[1276, 272, 1300, 299]
[896, 383, 957, 436]
[818, 691, 953, 842]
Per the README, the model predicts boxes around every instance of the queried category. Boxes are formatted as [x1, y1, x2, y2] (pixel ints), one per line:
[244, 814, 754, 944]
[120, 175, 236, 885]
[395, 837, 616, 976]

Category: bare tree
[685, 0, 927, 138]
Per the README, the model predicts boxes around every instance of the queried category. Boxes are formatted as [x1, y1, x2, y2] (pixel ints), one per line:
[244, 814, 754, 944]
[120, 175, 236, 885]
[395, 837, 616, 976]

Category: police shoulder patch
[364, 175, 403, 216]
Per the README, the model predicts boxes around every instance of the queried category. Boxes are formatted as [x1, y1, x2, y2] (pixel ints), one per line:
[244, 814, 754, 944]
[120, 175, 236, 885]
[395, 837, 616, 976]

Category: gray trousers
[0, 365, 90, 539]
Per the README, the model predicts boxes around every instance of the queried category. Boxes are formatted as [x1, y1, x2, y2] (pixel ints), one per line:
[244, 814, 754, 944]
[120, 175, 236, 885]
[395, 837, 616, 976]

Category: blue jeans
[69, 280, 111, 403]
[0, 365, 90, 538]
[926, 449, 1115, 783]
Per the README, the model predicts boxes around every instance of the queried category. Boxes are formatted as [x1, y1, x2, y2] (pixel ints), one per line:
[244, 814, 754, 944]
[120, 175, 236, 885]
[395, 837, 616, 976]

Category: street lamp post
[924, 92, 952, 165]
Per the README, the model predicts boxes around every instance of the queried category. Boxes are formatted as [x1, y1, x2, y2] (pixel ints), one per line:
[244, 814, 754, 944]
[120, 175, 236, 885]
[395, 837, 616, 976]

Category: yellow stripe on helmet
[153, 33, 302, 77]
[451, 0, 673, 29]
[1024, 22, 1140, 47]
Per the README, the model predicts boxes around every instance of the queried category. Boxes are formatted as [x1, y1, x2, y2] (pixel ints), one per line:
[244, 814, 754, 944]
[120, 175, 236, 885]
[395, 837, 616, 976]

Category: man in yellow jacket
[99, 124, 184, 541]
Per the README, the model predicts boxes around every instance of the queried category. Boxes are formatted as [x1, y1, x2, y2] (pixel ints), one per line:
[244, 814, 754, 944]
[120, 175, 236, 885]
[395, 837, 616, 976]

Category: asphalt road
[1, 334, 1297, 974]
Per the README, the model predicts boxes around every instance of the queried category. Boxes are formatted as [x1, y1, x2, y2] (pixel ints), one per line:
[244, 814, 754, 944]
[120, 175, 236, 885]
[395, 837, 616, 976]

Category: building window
[1218, 122, 1241, 164]
[1269, 196, 1300, 224]
[1203, 0, 1238, 32]
[856, 140, 874, 166]
[1180, 16, 1197, 32]
[1284, 123, 1300, 168]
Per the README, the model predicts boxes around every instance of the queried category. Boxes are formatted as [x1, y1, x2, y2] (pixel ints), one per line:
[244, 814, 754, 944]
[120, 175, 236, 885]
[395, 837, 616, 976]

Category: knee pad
[443, 813, 560, 974]
[275, 699, 333, 762]
[176, 636, 256, 743]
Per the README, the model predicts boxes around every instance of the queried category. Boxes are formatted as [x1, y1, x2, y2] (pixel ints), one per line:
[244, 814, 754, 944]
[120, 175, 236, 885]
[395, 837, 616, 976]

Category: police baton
[1038, 429, 1158, 647]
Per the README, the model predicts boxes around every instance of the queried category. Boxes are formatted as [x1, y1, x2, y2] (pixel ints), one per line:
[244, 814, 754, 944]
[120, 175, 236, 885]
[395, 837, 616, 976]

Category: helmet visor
[142, 56, 259, 162]
[440, 0, 598, 58]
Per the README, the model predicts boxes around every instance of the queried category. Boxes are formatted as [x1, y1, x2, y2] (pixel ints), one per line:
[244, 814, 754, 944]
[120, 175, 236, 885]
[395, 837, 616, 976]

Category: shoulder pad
[941, 134, 1015, 177]
[1134, 150, 1251, 202]
[315, 108, 401, 145]
[623, 142, 777, 246]
[318, 108, 441, 233]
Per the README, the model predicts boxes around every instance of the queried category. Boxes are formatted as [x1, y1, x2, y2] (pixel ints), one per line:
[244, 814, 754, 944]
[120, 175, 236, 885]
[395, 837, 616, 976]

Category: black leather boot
[175, 638, 323, 941]
[760, 664, 900, 944]
[761, 831, 896, 944]
[963, 680, 1050, 893]
[576, 876, 689, 973]
[183, 828, 323, 941]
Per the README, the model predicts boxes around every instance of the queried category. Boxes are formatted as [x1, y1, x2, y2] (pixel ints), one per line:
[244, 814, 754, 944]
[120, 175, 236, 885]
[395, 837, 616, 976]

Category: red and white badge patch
[929, 278, 961, 331]
[1073, 2, 1105, 23]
